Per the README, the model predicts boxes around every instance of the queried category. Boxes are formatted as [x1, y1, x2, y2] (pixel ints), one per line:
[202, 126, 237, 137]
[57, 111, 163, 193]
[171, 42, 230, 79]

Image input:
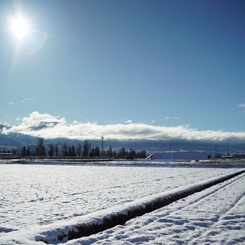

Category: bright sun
[10, 14, 31, 41]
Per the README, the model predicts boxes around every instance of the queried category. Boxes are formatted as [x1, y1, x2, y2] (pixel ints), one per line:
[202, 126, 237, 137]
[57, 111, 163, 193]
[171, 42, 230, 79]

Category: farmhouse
[146, 151, 211, 162]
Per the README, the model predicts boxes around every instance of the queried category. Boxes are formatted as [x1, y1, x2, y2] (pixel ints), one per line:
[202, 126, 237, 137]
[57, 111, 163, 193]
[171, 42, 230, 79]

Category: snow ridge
[36, 170, 245, 244]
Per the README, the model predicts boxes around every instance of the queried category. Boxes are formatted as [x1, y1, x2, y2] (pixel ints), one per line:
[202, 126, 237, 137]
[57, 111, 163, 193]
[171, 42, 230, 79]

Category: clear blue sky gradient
[0, 0, 245, 132]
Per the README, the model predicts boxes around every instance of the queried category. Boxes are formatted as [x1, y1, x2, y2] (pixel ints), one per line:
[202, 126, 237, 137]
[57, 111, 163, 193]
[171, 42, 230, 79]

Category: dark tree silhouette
[21, 146, 26, 157]
[37, 138, 46, 158]
[83, 140, 90, 157]
[48, 144, 54, 158]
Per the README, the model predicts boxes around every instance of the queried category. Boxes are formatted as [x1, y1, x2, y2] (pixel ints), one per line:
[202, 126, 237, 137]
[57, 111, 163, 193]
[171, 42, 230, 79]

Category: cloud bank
[2, 111, 245, 142]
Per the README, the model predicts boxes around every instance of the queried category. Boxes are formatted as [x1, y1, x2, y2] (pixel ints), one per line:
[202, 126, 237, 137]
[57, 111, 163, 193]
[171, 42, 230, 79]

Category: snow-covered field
[0, 161, 244, 244]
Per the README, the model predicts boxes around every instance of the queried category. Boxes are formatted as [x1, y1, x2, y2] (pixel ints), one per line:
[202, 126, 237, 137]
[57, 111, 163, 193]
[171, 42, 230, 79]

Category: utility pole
[101, 136, 104, 158]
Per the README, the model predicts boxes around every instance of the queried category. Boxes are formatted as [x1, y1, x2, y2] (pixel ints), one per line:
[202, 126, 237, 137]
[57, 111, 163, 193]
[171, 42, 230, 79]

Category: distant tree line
[20, 138, 147, 159]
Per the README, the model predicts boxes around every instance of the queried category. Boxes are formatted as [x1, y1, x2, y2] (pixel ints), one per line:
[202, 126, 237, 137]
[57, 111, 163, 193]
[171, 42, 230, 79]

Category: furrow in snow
[189, 174, 245, 244]
[143, 170, 245, 222]
[35, 170, 245, 244]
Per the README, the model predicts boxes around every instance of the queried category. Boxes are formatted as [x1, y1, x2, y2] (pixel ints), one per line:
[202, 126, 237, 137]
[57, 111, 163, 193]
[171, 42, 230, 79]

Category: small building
[0, 153, 14, 159]
[146, 151, 211, 162]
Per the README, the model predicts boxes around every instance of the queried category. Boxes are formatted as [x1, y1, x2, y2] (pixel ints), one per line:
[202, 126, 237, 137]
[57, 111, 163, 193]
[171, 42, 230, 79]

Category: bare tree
[48, 144, 54, 158]
[37, 138, 46, 158]
[76, 143, 82, 157]
[54, 144, 59, 158]
[83, 140, 90, 157]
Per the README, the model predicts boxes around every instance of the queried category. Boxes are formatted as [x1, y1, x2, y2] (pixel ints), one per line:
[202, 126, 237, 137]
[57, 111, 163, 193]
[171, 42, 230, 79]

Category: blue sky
[0, 0, 245, 140]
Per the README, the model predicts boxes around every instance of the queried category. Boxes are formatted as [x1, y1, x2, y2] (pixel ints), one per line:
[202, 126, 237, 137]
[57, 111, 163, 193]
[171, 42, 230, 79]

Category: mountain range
[1, 123, 245, 155]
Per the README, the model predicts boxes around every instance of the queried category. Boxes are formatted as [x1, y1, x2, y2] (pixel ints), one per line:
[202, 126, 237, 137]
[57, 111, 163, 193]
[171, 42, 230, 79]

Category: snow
[0, 161, 244, 244]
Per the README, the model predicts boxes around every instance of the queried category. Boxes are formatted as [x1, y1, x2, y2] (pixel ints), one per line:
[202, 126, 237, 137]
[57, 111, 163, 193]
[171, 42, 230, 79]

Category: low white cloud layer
[2, 111, 245, 141]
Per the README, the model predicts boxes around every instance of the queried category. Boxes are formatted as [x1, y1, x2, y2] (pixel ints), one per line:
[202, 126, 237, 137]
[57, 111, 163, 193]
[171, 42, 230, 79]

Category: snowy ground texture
[0, 161, 244, 244]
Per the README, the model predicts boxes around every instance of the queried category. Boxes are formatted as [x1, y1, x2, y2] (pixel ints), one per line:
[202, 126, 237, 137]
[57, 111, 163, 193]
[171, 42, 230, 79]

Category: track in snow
[112, 171, 245, 245]
[36, 170, 245, 244]
[189, 174, 245, 244]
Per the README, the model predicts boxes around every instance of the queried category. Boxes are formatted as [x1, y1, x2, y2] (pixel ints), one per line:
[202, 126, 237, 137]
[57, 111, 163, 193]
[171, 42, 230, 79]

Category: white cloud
[2, 111, 245, 141]
[22, 97, 37, 103]
[165, 116, 180, 120]
[238, 104, 245, 113]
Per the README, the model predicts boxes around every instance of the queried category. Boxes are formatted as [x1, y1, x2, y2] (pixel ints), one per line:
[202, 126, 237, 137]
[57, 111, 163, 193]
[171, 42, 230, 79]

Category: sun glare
[7, 11, 48, 55]
[10, 14, 31, 40]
